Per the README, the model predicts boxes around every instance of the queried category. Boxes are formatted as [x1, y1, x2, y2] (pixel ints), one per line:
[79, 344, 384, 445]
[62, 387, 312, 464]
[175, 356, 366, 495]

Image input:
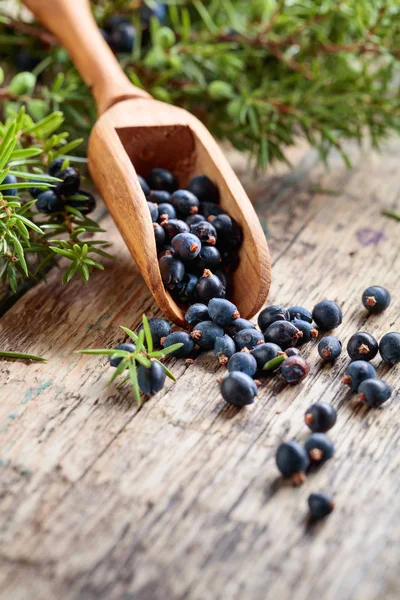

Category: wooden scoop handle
[23, 0, 150, 114]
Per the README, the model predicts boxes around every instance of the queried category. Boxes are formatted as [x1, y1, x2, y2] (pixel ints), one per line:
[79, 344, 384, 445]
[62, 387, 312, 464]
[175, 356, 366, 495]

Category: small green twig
[0, 351, 46, 361]
[382, 209, 400, 222]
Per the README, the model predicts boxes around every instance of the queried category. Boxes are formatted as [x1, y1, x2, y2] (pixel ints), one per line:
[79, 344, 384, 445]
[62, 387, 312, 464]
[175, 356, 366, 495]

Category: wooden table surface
[0, 141, 399, 600]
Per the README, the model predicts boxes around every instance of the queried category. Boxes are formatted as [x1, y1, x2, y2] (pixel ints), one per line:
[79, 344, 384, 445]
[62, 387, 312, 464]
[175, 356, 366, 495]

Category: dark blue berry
[312, 300, 342, 330]
[288, 306, 312, 323]
[109, 22, 135, 53]
[226, 318, 256, 336]
[208, 298, 240, 327]
[137, 318, 171, 349]
[285, 347, 300, 357]
[158, 203, 176, 221]
[48, 158, 64, 177]
[195, 270, 225, 304]
[138, 175, 150, 197]
[362, 285, 391, 314]
[147, 201, 159, 222]
[140, 3, 167, 26]
[187, 175, 220, 204]
[56, 167, 80, 197]
[138, 361, 166, 396]
[213, 269, 228, 291]
[162, 331, 194, 358]
[292, 318, 318, 344]
[264, 321, 302, 350]
[186, 213, 205, 226]
[36, 190, 64, 213]
[199, 202, 226, 220]
[185, 303, 209, 326]
[281, 356, 309, 384]
[305, 403, 337, 432]
[158, 246, 174, 259]
[171, 232, 201, 260]
[190, 320, 224, 350]
[3, 174, 17, 196]
[358, 378, 392, 408]
[159, 254, 185, 289]
[308, 493, 334, 519]
[104, 15, 129, 31]
[276, 441, 309, 484]
[347, 332, 378, 361]
[220, 372, 258, 407]
[213, 334, 236, 365]
[153, 223, 166, 249]
[318, 336, 342, 361]
[147, 168, 178, 193]
[170, 190, 199, 217]
[190, 220, 217, 245]
[148, 190, 171, 204]
[234, 328, 264, 351]
[15, 48, 40, 72]
[305, 433, 334, 464]
[228, 352, 257, 377]
[67, 190, 96, 215]
[258, 305, 290, 333]
[250, 342, 282, 370]
[194, 246, 221, 271]
[162, 219, 190, 241]
[212, 214, 242, 249]
[28, 178, 43, 199]
[342, 360, 376, 392]
[109, 342, 136, 367]
[379, 332, 400, 364]
[220, 248, 240, 273]
[173, 273, 198, 304]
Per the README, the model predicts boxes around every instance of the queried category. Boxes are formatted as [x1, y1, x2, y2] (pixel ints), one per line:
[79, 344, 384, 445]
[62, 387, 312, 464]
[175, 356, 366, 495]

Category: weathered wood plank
[0, 143, 399, 600]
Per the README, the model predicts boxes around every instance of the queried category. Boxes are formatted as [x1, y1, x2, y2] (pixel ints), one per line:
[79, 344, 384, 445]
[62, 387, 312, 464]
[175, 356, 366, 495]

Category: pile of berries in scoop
[31, 158, 96, 216]
[137, 168, 242, 305]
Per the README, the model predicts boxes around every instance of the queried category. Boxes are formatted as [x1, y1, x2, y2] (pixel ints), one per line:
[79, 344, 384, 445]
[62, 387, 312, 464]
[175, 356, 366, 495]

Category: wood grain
[0, 142, 399, 600]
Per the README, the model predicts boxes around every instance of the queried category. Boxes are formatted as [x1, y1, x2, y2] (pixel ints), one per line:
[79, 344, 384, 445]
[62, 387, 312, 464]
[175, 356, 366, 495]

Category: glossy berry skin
[190, 321, 224, 350]
[292, 318, 318, 344]
[362, 285, 391, 314]
[159, 254, 185, 289]
[318, 336, 342, 361]
[190, 221, 217, 245]
[170, 190, 199, 216]
[162, 331, 194, 358]
[276, 441, 309, 484]
[258, 305, 290, 333]
[48, 158, 64, 177]
[158, 203, 176, 221]
[3, 174, 17, 196]
[234, 328, 264, 351]
[148, 190, 171, 204]
[312, 300, 342, 330]
[208, 298, 240, 327]
[195, 270, 225, 304]
[162, 219, 189, 241]
[220, 372, 258, 407]
[285, 347, 300, 357]
[347, 332, 378, 362]
[36, 190, 64, 213]
[109, 22, 135, 53]
[138, 175, 150, 197]
[187, 175, 219, 204]
[379, 332, 400, 364]
[251, 343, 282, 370]
[214, 334, 236, 365]
[147, 168, 178, 193]
[67, 190, 96, 215]
[137, 318, 171, 349]
[173, 273, 198, 304]
[226, 318, 256, 336]
[213, 269, 228, 291]
[288, 306, 312, 323]
[56, 167, 80, 197]
[342, 360, 376, 392]
[186, 213, 205, 226]
[228, 352, 257, 377]
[147, 201, 159, 222]
[138, 361, 166, 396]
[308, 493, 334, 519]
[185, 303, 209, 326]
[305, 433, 335, 464]
[358, 379, 392, 408]
[194, 246, 221, 272]
[281, 356, 309, 384]
[304, 402, 337, 433]
[264, 321, 302, 350]
[109, 342, 136, 367]
[171, 232, 201, 260]
[153, 223, 166, 249]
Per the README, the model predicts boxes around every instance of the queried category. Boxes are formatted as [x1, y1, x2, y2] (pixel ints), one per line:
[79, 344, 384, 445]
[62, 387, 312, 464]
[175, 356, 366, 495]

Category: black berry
[220, 372, 258, 407]
[362, 285, 391, 314]
[347, 332, 378, 361]
[312, 300, 342, 330]
[138, 361, 166, 396]
[147, 168, 178, 193]
[305, 433, 335, 464]
[308, 493, 334, 519]
[264, 321, 303, 350]
[318, 336, 342, 361]
[304, 402, 337, 433]
[281, 356, 309, 384]
[276, 440, 309, 485]
[358, 379, 392, 408]
[379, 332, 400, 364]
[187, 175, 220, 203]
[342, 360, 376, 392]
[258, 305, 289, 333]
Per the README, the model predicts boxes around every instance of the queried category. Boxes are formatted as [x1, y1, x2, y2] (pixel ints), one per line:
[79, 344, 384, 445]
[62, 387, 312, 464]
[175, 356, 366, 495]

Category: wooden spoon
[23, 0, 271, 326]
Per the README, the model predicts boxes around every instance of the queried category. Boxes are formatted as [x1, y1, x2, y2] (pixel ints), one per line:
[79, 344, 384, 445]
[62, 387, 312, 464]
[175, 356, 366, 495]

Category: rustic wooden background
[0, 140, 399, 600]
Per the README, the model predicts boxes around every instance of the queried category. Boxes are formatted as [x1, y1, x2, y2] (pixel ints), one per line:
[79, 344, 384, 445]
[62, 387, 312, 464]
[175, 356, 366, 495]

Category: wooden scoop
[24, 0, 271, 326]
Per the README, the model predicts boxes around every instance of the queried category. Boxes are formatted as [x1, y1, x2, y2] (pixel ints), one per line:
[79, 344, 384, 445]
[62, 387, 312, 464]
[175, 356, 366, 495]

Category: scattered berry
[358, 379, 392, 408]
[347, 332, 378, 361]
[190, 320, 224, 350]
[184, 303, 209, 326]
[171, 232, 201, 260]
[258, 305, 289, 333]
[250, 342, 283, 370]
[292, 318, 318, 344]
[162, 218, 190, 241]
[228, 352, 257, 377]
[208, 298, 240, 326]
[264, 321, 302, 350]
[170, 189, 199, 216]
[195, 270, 225, 304]
[281, 356, 309, 384]
[304, 403, 337, 433]
[308, 493, 334, 519]
[147, 168, 178, 193]
[162, 331, 194, 358]
[214, 334, 236, 365]
[379, 332, 400, 364]
[187, 174, 220, 204]
[288, 306, 312, 323]
[234, 328, 264, 351]
[305, 433, 335, 464]
[36, 190, 64, 213]
[190, 220, 217, 245]
[147, 201, 159, 222]
[312, 300, 342, 330]
[226, 318, 256, 336]
[342, 360, 376, 392]
[220, 371, 258, 407]
[109, 342, 136, 367]
[56, 166, 80, 197]
[137, 318, 171, 349]
[318, 336, 342, 361]
[276, 440, 309, 485]
[138, 361, 166, 396]
[285, 347, 300, 357]
[362, 285, 391, 314]
[159, 254, 185, 289]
